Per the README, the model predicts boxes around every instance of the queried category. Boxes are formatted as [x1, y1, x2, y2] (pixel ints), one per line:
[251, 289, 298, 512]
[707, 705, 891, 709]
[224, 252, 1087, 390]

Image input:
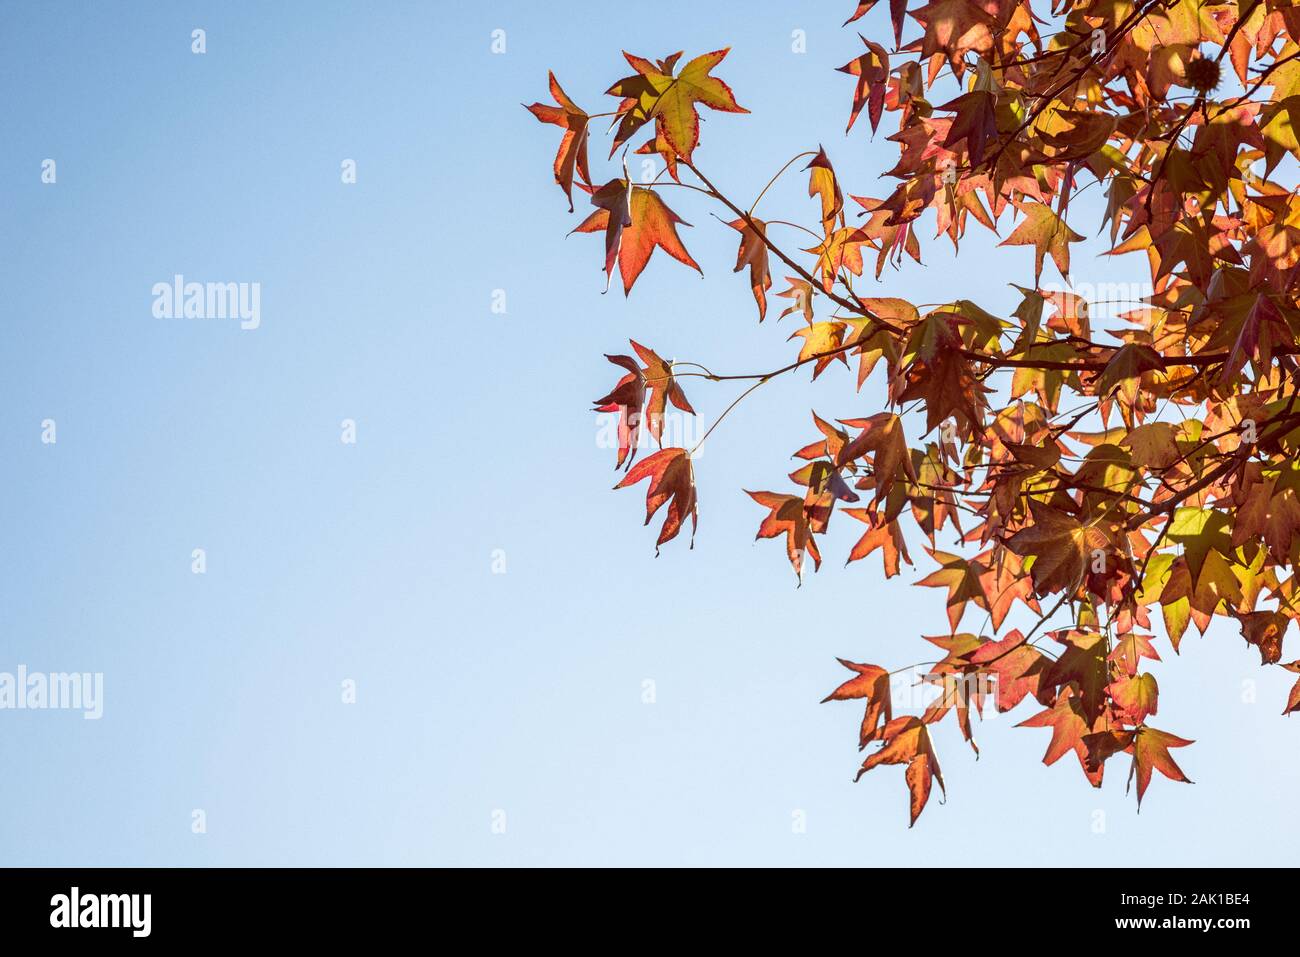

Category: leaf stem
[690, 376, 772, 456]
[747, 151, 818, 217]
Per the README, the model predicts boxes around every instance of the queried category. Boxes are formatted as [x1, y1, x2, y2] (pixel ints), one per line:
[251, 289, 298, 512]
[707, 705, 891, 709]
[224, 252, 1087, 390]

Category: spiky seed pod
[1185, 55, 1221, 93]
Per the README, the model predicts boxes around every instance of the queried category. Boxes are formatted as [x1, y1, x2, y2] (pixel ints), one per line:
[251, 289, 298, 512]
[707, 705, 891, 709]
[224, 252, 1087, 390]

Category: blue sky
[1, 0, 1296, 865]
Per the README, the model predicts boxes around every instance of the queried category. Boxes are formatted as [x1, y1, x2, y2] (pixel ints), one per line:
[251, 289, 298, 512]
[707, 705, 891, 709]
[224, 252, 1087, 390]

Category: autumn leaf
[1222, 293, 1290, 382]
[525, 72, 591, 211]
[573, 182, 701, 294]
[1127, 726, 1194, 808]
[592, 352, 646, 470]
[615, 447, 697, 552]
[978, 549, 1041, 632]
[1110, 632, 1161, 677]
[855, 716, 945, 827]
[794, 411, 851, 462]
[728, 218, 771, 320]
[821, 657, 893, 746]
[1096, 343, 1165, 404]
[776, 276, 815, 323]
[614, 348, 684, 453]
[937, 90, 998, 166]
[1109, 672, 1159, 723]
[1235, 609, 1288, 665]
[838, 35, 890, 134]
[999, 201, 1084, 284]
[896, 312, 989, 434]
[836, 412, 915, 503]
[968, 628, 1052, 712]
[789, 321, 848, 378]
[574, 177, 631, 287]
[910, 0, 997, 76]
[1165, 508, 1234, 592]
[1121, 422, 1180, 470]
[747, 490, 821, 581]
[806, 147, 844, 235]
[844, 508, 912, 577]
[1017, 687, 1106, 786]
[790, 459, 859, 535]
[1005, 501, 1101, 597]
[607, 49, 747, 162]
[804, 229, 871, 293]
[915, 548, 987, 631]
[1043, 630, 1110, 724]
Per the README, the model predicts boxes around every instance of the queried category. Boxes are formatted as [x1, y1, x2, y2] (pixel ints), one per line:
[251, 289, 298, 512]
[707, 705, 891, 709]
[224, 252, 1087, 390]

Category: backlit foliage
[528, 0, 1300, 824]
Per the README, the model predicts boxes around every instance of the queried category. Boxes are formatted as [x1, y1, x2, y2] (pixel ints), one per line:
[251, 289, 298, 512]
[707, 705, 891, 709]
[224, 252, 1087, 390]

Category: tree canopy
[528, 0, 1300, 824]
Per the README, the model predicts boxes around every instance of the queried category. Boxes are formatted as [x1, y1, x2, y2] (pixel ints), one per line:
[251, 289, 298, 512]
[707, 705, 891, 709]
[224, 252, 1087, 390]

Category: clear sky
[2, 0, 1296, 866]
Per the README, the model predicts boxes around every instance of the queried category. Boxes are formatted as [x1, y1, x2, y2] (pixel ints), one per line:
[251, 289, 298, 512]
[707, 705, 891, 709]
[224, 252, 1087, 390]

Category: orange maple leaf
[615, 448, 697, 551]
[607, 49, 747, 162]
[525, 72, 591, 211]
[573, 181, 701, 294]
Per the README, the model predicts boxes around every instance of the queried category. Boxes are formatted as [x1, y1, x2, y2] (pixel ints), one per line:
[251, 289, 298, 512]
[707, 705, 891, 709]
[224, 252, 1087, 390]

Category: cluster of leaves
[527, 0, 1300, 824]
